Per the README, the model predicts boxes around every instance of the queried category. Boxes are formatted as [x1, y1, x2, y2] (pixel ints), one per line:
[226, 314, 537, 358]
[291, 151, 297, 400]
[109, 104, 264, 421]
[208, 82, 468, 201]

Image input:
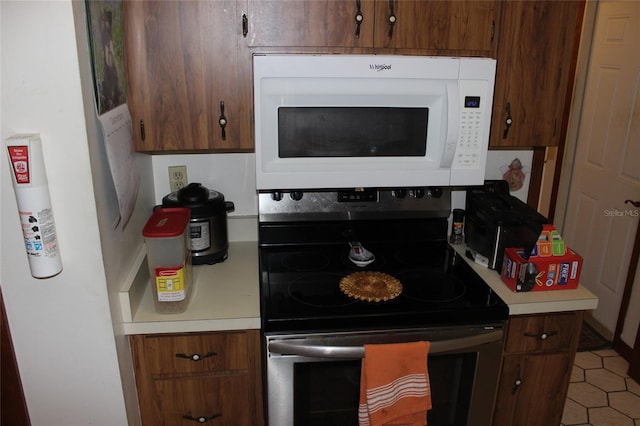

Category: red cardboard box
[500, 225, 583, 292]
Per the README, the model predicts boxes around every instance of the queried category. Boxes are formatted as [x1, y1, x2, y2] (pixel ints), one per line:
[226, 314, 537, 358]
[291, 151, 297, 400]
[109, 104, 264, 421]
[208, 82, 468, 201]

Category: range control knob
[290, 191, 304, 201]
[271, 191, 283, 201]
[409, 188, 425, 199]
[429, 187, 443, 198]
[391, 188, 407, 199]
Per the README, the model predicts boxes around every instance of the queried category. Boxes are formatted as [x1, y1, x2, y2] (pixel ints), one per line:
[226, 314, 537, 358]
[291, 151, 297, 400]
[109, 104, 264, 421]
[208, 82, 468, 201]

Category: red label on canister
[7, 145, 30, 184]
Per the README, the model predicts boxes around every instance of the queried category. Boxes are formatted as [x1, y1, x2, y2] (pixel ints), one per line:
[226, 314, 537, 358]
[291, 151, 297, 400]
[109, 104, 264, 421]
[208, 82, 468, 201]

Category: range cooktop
[259, 222, 508, 333]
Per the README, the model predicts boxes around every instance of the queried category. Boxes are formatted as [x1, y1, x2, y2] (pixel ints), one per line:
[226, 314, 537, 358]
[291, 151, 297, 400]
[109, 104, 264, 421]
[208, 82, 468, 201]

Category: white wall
[149, 151, 530, 217]
[1, 2, 131, 425]
[151, 153, 257, 216]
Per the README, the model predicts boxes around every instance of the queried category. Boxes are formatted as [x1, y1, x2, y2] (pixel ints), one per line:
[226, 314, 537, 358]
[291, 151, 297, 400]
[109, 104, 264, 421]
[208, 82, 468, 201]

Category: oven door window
[278, 107, 428, 158]
[293, 353, 475, 426]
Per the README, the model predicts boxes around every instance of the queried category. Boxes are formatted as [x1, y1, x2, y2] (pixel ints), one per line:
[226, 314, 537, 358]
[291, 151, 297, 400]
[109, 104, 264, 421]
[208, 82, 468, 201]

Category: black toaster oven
[465, 181, 547, 271]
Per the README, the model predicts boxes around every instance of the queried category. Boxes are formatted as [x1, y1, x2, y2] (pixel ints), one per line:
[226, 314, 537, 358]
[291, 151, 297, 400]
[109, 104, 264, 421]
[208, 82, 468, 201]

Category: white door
[563, 0, 640, 335]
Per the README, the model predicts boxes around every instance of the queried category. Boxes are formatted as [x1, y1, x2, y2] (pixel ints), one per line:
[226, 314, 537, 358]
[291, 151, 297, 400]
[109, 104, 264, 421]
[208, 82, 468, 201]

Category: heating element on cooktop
[258, 188, 508, 333]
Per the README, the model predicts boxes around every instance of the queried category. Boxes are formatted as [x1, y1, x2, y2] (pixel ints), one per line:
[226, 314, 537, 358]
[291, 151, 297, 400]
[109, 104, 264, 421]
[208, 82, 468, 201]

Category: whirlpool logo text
[370, 63, 392, 71]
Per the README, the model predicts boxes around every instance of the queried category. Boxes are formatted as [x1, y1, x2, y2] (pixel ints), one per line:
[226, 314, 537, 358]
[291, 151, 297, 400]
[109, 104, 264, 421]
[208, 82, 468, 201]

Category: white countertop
[120, 241, 261, 335]
[120, 240, 598, 335]
[451, 244, 598, 315]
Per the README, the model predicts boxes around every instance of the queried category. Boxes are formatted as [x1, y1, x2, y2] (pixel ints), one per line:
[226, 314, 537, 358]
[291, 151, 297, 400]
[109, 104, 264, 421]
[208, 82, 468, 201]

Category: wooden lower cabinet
[130, 330, 264, 426]
[492, 311, 584, 426]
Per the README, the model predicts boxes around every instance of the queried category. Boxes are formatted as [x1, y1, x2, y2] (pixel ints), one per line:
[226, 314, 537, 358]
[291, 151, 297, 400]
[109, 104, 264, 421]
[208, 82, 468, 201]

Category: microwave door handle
[440, 81, 460, 168]
[268, 329, 503, 359]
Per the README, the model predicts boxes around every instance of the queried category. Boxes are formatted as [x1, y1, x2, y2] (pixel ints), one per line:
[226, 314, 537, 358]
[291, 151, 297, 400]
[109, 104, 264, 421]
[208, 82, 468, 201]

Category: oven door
[265, 325, 504, 426]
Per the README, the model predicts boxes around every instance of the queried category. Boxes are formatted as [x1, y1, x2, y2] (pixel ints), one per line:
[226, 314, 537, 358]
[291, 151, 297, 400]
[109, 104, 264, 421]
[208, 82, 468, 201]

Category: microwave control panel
[454, 81, 490, 170]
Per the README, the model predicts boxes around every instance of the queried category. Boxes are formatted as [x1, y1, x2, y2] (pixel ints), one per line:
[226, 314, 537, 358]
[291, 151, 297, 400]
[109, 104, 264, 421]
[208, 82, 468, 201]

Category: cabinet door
[490, 1, 584, 147]
[246, 0, 375, 47]
[141, 375, 252, 426]
[124, 1, 253, 152]
[372, 0, 498, 54]
[492, 353, 571, 426]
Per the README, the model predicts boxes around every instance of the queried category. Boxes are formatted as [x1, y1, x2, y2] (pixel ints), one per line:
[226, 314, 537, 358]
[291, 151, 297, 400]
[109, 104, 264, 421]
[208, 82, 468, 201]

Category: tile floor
[561, 349, 640, 425]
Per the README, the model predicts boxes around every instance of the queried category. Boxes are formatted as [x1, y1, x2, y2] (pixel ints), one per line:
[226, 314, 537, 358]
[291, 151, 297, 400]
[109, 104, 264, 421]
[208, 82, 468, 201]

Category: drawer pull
[175, 351, 217, 362]
[511, 364, 522, 395]
[524, 331, 558, 340]
[503, 102, 513, 139]
[387, 0, 396, 39]
[354, 0, 363, 38]
[218, 101, 227, 141]
[183, 413, 222, 423]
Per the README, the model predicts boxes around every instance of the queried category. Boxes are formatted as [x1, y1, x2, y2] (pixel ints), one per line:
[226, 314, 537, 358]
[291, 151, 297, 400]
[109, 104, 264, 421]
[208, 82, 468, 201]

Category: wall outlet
[168, 165, 188, 191]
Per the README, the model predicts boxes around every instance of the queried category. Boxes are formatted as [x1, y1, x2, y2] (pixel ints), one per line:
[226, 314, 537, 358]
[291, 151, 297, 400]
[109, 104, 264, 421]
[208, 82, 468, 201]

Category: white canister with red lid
[143, 208, 192, 314]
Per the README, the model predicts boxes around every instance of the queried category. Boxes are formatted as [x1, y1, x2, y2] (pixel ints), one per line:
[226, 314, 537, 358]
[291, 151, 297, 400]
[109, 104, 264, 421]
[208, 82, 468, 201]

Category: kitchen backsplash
[151, 150, 533, 232]
[152, 153, 258, 216]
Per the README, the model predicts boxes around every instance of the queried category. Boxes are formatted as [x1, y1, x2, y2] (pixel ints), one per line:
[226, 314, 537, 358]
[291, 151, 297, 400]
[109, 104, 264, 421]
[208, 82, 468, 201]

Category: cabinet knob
[511, 364, 523, 395]
[175, 351, 217, 361]
[503, 102, 513, 139]
[387, 0, 396, 38]
[355, 0, 363, 38]
[182, 413, 222, 423]
[218, 101, 227, 141]
[139, 120, 146, 141]
[524, 330, 558, 341]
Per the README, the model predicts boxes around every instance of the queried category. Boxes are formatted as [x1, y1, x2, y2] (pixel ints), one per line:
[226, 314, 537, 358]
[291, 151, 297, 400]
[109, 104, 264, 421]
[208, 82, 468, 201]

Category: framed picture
[86, 0, 127, 115]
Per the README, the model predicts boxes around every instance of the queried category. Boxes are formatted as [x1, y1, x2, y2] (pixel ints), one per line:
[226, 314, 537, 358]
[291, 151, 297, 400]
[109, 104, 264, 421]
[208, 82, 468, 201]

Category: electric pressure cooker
[161, 183, 234, 265]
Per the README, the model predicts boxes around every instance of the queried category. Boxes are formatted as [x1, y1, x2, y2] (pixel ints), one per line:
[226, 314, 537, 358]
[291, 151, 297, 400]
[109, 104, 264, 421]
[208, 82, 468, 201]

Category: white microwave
[253, 54, 496, 190]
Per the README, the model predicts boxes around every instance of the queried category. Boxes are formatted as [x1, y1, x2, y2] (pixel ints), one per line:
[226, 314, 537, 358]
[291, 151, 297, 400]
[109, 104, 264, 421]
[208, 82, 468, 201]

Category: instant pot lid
[163, 182, 231, 215]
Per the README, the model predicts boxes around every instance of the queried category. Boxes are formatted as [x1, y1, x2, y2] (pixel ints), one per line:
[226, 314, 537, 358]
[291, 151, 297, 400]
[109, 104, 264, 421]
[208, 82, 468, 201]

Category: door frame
[1, 290, 31, 426]
[616, 224, 640, 365]
[551, 1, 597, 227]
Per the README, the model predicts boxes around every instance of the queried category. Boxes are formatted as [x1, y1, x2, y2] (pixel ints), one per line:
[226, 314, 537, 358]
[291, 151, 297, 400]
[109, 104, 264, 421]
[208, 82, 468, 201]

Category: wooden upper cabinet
[246, 0, 376, 47]
[124, 0, 253, 152]
[372, 0, 497, 54]
[246, 0, 498, 54]
[490, 1, 585, 147]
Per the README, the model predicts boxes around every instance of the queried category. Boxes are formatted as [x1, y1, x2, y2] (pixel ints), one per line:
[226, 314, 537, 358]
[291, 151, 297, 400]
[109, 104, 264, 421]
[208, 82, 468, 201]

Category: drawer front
[505, 312, 582, 354]
[142, 375, 253, 426]
[138, 331, 249, 375]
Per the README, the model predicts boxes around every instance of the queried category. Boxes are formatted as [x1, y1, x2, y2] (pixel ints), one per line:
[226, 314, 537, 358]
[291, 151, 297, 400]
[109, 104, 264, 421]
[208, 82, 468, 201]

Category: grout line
[566, 350, 640, 425]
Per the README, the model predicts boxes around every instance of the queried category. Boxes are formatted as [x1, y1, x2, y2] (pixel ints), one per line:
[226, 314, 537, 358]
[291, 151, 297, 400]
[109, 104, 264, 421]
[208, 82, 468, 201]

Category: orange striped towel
[358, 341, 431, 426]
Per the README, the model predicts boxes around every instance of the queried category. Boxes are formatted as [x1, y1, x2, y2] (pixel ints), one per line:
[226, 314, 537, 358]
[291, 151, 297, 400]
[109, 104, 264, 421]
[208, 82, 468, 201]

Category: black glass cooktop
[259, 220, 508, 333]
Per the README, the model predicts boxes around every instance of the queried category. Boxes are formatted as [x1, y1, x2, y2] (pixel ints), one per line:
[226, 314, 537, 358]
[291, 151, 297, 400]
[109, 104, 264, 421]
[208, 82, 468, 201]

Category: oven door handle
[268, 329, 503, 359]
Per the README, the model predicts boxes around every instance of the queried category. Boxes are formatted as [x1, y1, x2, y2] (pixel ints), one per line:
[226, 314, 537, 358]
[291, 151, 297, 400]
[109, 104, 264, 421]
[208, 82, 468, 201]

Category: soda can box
[501, 247, 583, 292]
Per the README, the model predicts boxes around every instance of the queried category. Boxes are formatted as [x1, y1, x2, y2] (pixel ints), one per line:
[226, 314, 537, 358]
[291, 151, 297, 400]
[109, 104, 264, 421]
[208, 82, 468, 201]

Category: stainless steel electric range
[258, 187, 509, 426]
